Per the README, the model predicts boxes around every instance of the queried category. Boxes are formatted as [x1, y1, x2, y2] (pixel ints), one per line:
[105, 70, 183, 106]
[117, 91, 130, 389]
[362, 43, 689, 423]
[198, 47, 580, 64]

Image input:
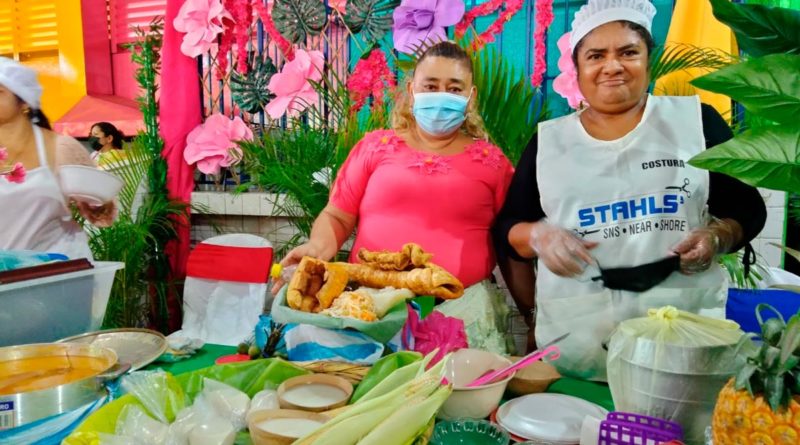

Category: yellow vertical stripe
[654, 0, 736, 118]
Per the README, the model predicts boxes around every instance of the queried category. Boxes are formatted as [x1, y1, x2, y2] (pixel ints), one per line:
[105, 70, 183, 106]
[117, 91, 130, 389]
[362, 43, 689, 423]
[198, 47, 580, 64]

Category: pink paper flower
[184, 113, 253, 175]
[347, 50, 397, 112]
[173, 0, 231, 58]
[408, 151, 451, 175]
[392, 0, 465, 55]
[365, 130, 403, 153]
[406, 309, 468, 364]
[467, 140, 503, 169]
[6, 162, 25, 184]
[330, 0, 347, 15]
[552, 32, 585, 110]
[265, 49, 324, 119]
[530, 0, 554, 88]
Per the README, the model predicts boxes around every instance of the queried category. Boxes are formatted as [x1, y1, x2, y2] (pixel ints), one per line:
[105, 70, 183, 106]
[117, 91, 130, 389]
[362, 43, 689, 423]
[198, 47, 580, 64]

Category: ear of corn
[355, 349, 437, 403]
[356, 385, 453, 445]
[293, 352, 451, 445]
[310, 404, 397, 445]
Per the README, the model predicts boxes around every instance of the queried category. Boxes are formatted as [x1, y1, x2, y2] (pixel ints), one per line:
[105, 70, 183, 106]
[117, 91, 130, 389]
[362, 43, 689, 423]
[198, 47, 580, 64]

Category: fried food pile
[286, 243, 464, 320]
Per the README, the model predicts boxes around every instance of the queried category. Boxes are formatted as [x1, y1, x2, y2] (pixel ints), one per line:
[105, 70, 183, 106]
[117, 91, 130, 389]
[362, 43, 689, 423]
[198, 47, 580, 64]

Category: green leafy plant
[272, 0, 328, 44]
[689, 0, 800, 194]
[649, 43, 737, 85]
[470, 45, 547, 164]
[344, 0, 400, 44]
[86, 18, 190, 331]
[719, 250, 770, 289]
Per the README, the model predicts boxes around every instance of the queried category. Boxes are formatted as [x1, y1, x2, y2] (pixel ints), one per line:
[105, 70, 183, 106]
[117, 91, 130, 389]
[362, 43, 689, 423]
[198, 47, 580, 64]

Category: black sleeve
[702, 104, 767, 252]
[492, 135, 545, 261]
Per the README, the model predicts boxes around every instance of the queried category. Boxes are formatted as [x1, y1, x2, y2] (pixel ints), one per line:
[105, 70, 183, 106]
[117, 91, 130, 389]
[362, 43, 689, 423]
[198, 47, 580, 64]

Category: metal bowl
[0, 343, 126, 428]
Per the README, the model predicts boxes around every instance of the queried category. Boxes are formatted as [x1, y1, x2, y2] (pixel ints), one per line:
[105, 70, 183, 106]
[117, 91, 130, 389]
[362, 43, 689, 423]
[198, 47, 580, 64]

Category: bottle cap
[270, 263, 283, 280]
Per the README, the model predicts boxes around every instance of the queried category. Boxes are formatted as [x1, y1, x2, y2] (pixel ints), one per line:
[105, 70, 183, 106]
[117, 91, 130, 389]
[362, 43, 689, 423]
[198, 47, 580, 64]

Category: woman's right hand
[529, 222, 597, 277]
[270, 241, 329, 295]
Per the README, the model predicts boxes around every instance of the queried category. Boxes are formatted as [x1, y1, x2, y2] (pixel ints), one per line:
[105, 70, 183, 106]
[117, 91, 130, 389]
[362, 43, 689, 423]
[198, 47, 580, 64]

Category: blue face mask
[412, 91, 471, 136]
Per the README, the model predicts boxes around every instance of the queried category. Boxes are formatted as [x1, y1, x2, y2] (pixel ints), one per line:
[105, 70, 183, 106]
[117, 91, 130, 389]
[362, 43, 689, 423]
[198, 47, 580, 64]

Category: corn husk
[293, 351, 448, 445]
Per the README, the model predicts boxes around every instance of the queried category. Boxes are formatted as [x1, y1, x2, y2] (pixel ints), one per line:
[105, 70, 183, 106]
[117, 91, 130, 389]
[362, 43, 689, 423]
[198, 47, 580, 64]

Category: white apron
[0, 125, 93, 260]
[534, 95, 726, 381]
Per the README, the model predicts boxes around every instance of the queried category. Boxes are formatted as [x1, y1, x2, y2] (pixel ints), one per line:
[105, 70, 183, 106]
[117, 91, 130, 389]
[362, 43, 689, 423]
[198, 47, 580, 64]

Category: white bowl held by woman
[438, 348, 515, 420]
[58, 165, 123, 205]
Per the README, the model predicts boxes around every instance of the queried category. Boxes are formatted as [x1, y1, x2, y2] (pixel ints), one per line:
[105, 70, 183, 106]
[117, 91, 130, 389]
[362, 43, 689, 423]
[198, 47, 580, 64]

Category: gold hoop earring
[22, 107, 31, 116]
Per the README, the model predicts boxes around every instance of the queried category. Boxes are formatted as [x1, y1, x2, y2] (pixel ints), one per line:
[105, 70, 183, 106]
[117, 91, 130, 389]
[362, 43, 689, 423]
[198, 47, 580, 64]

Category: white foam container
[0, 261, 123, 346]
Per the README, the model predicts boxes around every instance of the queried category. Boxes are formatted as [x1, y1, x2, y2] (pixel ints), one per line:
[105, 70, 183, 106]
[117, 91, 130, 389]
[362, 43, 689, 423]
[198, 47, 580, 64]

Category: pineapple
[712, 305, 800, 445]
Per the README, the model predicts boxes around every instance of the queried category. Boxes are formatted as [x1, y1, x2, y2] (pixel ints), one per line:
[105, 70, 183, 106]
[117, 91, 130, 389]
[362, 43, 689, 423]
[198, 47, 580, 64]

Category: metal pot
[0, 343, 129, 429]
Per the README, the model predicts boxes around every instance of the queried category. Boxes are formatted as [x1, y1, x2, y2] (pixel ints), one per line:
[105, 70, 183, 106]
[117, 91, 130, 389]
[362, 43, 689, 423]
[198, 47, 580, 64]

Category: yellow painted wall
[9, 0, 86, 121]
[654, 0, 736, 118]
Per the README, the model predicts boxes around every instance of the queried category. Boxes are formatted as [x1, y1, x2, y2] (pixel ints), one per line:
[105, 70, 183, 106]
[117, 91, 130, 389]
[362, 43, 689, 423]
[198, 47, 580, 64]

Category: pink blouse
[330, 130, 514, 287]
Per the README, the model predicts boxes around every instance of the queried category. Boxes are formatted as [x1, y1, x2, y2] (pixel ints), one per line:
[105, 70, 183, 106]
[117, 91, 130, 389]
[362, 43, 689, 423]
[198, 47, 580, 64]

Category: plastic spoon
[465, 332, 569, 388]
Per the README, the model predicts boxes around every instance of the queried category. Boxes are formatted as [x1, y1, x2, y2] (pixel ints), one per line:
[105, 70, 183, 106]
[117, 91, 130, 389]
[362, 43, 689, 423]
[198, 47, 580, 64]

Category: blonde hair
[390, 42, 488, 140]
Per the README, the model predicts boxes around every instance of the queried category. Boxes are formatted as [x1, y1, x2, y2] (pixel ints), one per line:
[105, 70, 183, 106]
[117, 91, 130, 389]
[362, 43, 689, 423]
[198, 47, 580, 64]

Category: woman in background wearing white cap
[493, 0, 766, 380]
[0, 57, 116, 259]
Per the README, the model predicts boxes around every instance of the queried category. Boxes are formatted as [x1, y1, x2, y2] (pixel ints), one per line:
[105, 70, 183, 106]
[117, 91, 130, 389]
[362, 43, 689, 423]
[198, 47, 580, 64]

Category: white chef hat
[569, 0, 657, 51]
[0, 57, 43, 110]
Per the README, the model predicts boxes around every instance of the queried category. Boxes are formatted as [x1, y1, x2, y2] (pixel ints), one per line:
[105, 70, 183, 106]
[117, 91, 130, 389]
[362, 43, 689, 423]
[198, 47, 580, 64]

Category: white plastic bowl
[438, 348, 515, 420]
[58, 165, 123, 205]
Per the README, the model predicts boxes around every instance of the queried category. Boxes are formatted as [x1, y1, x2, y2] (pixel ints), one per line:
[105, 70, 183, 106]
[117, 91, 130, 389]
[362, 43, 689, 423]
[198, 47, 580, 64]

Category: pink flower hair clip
[552, 32, 586, 110]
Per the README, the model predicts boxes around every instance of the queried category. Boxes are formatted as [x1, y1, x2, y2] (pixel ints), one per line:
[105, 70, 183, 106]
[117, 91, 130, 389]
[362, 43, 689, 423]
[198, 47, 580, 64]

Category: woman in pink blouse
[277, 42, 515, 352]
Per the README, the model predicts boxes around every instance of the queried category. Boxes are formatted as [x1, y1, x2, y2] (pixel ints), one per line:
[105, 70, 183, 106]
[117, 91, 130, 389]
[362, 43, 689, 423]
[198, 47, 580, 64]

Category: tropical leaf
[231, 55, 277, 113]
[709, 0, 800, 57]
[649, 43, 736, 83]
[471, 45, 546, 164]
[272, 0, 328, 44]
[691, 54, 800, 126]
[769, 242, 800, 265]
[102, 138, 152, 216]
[344, 0, 400, 43]
[688, 124, 800, 193]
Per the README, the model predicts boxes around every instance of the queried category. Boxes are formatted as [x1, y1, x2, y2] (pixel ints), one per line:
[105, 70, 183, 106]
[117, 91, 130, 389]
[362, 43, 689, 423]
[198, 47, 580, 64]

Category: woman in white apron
[493, 0, 766, 380]
[0, 57, 116, 259]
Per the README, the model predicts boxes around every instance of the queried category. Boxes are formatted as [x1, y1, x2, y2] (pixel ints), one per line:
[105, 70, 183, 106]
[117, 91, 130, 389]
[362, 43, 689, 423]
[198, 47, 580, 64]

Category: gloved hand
[529, 222, 598, 277]
[672, 218, 739, 275]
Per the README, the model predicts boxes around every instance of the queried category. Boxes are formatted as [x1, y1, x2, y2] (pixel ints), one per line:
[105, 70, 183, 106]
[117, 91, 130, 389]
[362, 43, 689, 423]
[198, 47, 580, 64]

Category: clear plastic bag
[115, 405, 168, 445]
[607, 306, 745, 445]
[120, 371, 187, 424]
[197, 378, 250, 431]
[249, 389, 279, 413]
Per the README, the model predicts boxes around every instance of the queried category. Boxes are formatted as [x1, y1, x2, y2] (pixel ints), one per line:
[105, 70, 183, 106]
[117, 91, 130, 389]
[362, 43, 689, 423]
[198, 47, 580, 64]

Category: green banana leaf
[350, 351, 422, 402]
[691, 54, 800, 125]
[270, 286, 410, 344]
[709, 0, 800, 57]
[688, 124, 800, 193]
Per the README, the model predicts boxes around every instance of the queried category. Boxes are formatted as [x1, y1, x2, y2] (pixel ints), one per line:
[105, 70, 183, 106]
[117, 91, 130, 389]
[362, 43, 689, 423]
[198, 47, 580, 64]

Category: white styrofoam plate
[497, 393, 609, 443]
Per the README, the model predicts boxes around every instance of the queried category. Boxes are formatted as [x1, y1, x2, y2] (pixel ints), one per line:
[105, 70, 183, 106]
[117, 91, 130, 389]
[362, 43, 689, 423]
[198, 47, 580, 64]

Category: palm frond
[102, 138, 153, 215]
[649, 43, 737, 83]
[470, 44, 547, 164]
[720, 249, 770, 289]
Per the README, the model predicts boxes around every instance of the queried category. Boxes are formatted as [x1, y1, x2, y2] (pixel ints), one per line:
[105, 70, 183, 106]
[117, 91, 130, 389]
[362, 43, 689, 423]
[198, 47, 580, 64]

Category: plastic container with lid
[0, 261, 123, 346]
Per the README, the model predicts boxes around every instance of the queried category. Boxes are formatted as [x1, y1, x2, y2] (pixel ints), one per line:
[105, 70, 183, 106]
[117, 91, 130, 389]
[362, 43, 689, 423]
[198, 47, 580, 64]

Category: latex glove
[672, 219, 737, 275]
[530, 222, 598, 277]
[270, 241, 330, 295]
